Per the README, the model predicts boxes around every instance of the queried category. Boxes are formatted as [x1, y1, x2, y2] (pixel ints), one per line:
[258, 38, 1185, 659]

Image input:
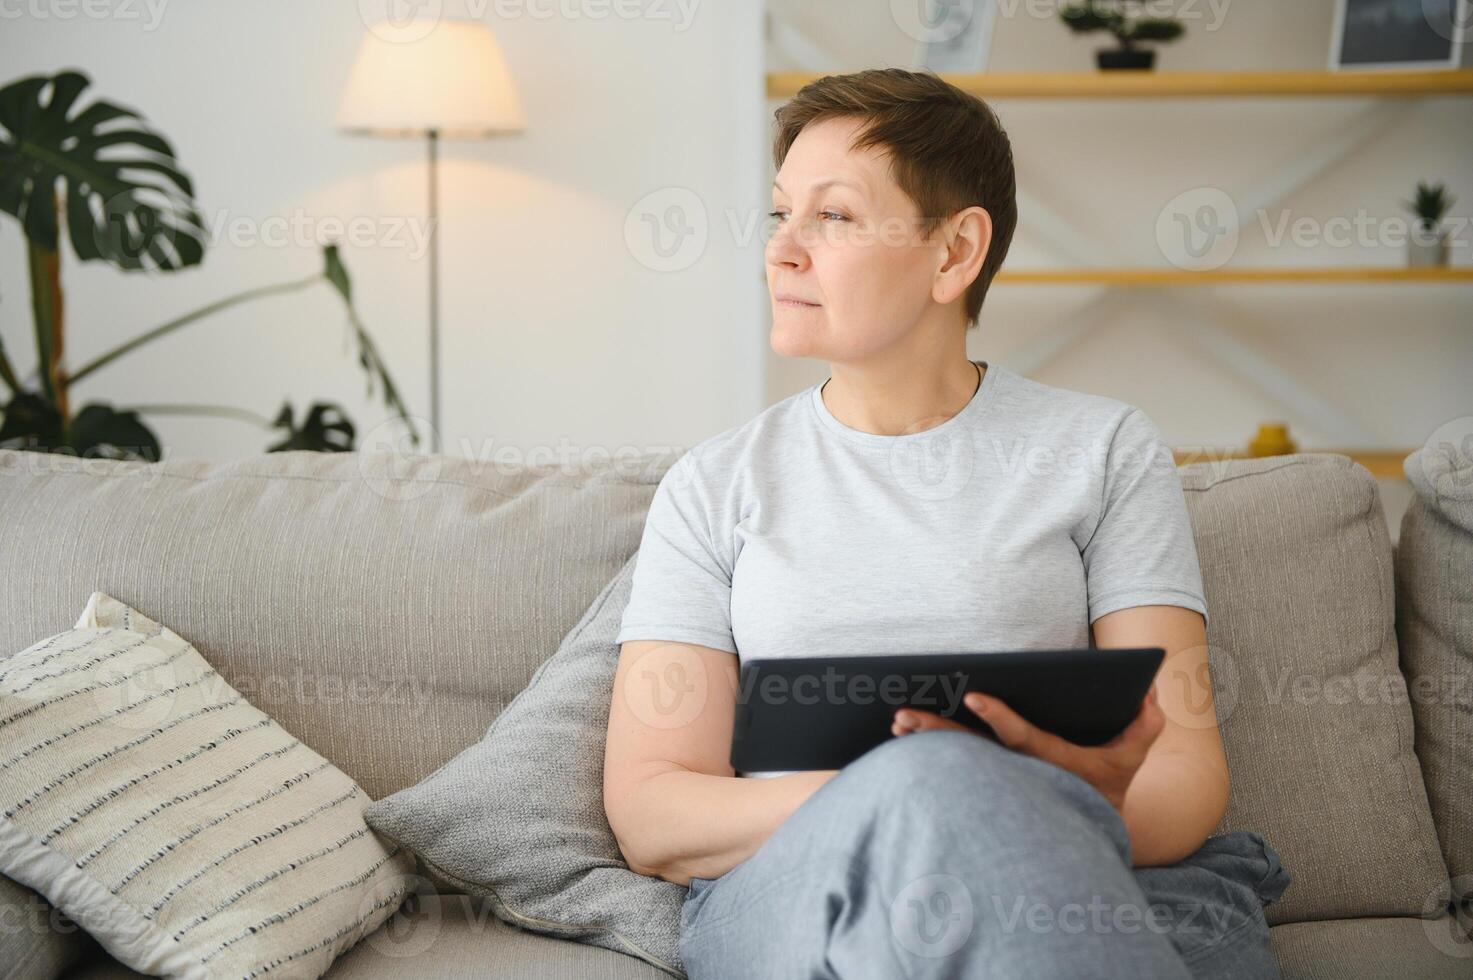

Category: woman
[603, 68, 1288, 979]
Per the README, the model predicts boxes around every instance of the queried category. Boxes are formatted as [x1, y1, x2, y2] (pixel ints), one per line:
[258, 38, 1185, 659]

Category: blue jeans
[681, 730, 1289, 980]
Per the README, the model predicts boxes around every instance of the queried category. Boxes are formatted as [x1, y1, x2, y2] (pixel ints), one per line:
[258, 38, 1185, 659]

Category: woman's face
[765, 116, 947, 362]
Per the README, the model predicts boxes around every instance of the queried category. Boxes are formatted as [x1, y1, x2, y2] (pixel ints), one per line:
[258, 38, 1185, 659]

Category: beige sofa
[0, 446, 1467, 979]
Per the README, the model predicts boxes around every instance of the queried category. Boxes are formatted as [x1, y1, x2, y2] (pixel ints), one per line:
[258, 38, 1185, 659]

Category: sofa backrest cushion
[1, 447, 1453, 928]
[1178, 454, 1448, 925]
[0, 448, 669, 801]
[1395, 442, 1473, 894]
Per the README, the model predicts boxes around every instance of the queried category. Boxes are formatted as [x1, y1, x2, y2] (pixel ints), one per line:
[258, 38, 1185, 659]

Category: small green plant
[1060, 1, 1186, 52]
[1402, 180, 1457, 233]
[0, 69, 417, 460]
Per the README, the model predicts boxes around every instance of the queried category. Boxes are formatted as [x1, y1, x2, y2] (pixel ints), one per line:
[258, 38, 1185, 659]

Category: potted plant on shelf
[1402, 180, 1457, 268]
[0, 70, 417, 461]
[1059, 1, 1186, 70]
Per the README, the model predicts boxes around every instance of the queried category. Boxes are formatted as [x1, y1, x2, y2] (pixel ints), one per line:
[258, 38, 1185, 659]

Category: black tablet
[729, 647, 1164, 773]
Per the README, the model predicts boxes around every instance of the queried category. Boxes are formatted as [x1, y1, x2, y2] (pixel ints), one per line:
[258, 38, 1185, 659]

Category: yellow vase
[1248, 423, 1298, 458]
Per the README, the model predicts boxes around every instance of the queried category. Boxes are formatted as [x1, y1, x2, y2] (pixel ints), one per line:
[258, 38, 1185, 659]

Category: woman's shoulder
[658, 386, 814, 493]
[987, 366, 1151, 442]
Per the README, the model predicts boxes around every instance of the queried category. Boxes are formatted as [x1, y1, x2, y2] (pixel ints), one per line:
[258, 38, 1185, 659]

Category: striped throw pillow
[0, 592, 416, 978]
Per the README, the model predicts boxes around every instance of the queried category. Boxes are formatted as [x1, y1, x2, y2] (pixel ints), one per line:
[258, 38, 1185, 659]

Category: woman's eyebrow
[772, 177, 865, 195]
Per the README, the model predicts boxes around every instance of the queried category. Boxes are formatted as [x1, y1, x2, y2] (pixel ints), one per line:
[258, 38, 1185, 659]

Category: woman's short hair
[772, 68, 1018, 329]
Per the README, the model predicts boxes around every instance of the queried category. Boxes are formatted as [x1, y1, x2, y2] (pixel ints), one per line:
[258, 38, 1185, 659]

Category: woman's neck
[820, 353, 983, 437]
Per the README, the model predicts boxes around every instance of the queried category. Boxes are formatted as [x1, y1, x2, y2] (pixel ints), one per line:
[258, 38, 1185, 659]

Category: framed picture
[1330, 0, 1470, 70]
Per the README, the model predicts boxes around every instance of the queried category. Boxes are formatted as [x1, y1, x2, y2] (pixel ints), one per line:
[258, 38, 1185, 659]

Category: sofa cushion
[61, 893, 670, 979]
[1177, 454, 1448, 924]
[1396, 435, 1473, 942]
[0, 873, 98, 980]
[0, 592, 415, 978]
[1269, 916, 1472, 979]
[0, 448, 668, 801]
[1396, 439, 1473, 892]
[364, 554, 687, 977]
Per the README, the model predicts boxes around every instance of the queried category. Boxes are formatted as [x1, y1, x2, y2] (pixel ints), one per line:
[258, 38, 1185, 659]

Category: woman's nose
[766, 219, 809, 269]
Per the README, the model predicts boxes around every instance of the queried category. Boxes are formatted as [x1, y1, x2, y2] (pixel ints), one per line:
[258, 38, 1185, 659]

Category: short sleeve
[614, 453, 738, 653]
[1081, 408, 1209, 627]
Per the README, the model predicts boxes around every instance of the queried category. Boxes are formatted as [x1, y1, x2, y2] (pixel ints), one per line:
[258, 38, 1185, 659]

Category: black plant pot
[1096, 48, 1156, 70]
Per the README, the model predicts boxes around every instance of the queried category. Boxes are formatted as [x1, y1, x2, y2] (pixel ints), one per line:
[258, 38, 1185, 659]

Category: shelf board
[767, 69, 1473, 100]
[1173, 449, 1411, 479]
[995, 266, 1473, 286]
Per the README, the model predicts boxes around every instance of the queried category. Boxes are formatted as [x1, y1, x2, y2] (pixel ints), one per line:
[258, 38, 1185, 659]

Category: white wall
[0, 0, 766, 463]
[3, 1, 1468, 536]
[764, 0, 1473, 536]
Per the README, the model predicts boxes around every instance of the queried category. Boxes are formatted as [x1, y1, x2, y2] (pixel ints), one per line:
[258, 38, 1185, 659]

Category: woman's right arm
[603, 639, 838, 887]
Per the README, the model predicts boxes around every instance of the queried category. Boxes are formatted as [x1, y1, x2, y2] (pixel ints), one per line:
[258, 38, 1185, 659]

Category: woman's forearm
[613, 767, 838, 886]
[1119, 749, 1230, 867]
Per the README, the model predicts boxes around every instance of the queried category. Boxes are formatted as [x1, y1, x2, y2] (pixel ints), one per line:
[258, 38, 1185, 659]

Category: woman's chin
[769, 322, 824, 359]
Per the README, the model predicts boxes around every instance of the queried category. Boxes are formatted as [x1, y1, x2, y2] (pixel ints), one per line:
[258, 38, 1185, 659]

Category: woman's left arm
[1092, 603, 1230, 868]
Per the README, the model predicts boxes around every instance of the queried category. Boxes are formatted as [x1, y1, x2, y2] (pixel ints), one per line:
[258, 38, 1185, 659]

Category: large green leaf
[267, 401, 355, 453]
[65, 402, 161, 460]
[0, 393, 159, 460]
[0, 392, 63, 449]
[0, 70, 205, 271]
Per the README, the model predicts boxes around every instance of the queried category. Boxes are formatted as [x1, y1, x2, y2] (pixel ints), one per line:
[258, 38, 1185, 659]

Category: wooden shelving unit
[767, 69, 1473, 100]
[997, 267, 1473, 286]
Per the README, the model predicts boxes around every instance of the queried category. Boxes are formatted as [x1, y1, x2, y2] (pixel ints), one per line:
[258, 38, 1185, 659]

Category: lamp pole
[427, 127, 441, 455]
[337, 21, 524, 456]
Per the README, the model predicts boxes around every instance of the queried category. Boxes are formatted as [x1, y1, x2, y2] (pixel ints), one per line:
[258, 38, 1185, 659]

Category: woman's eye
[766, 210, 848, 222]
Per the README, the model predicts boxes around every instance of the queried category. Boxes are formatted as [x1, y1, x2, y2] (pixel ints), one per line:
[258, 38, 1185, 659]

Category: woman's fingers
[895, 688, 1166, 779]
[965, 691, 1071, 762]
[1105, 687, 1167, 760]
[892, 707, 971, 736]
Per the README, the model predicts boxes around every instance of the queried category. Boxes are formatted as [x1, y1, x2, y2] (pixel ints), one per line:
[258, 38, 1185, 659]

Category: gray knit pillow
[364, 553, 687, 976]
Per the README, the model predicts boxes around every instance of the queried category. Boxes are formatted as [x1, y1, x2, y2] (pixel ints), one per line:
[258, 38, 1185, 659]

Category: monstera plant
[0, 69, 416, 460]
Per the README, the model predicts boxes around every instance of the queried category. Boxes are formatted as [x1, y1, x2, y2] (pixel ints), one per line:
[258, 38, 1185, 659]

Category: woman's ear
[932, 206, 992, 307]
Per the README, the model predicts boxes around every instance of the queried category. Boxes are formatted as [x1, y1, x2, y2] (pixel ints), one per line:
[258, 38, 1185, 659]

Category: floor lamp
[337, 20, 525, 454]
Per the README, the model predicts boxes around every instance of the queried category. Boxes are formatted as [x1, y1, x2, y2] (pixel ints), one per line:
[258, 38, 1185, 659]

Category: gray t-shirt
[615, 360, 1208, 778]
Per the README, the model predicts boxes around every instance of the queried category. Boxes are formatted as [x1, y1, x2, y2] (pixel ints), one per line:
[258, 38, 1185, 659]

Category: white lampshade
[337, 19, 524, 137]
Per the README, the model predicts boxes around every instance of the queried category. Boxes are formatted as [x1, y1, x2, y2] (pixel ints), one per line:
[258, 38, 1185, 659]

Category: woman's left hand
[892, 686, 1165, 813]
